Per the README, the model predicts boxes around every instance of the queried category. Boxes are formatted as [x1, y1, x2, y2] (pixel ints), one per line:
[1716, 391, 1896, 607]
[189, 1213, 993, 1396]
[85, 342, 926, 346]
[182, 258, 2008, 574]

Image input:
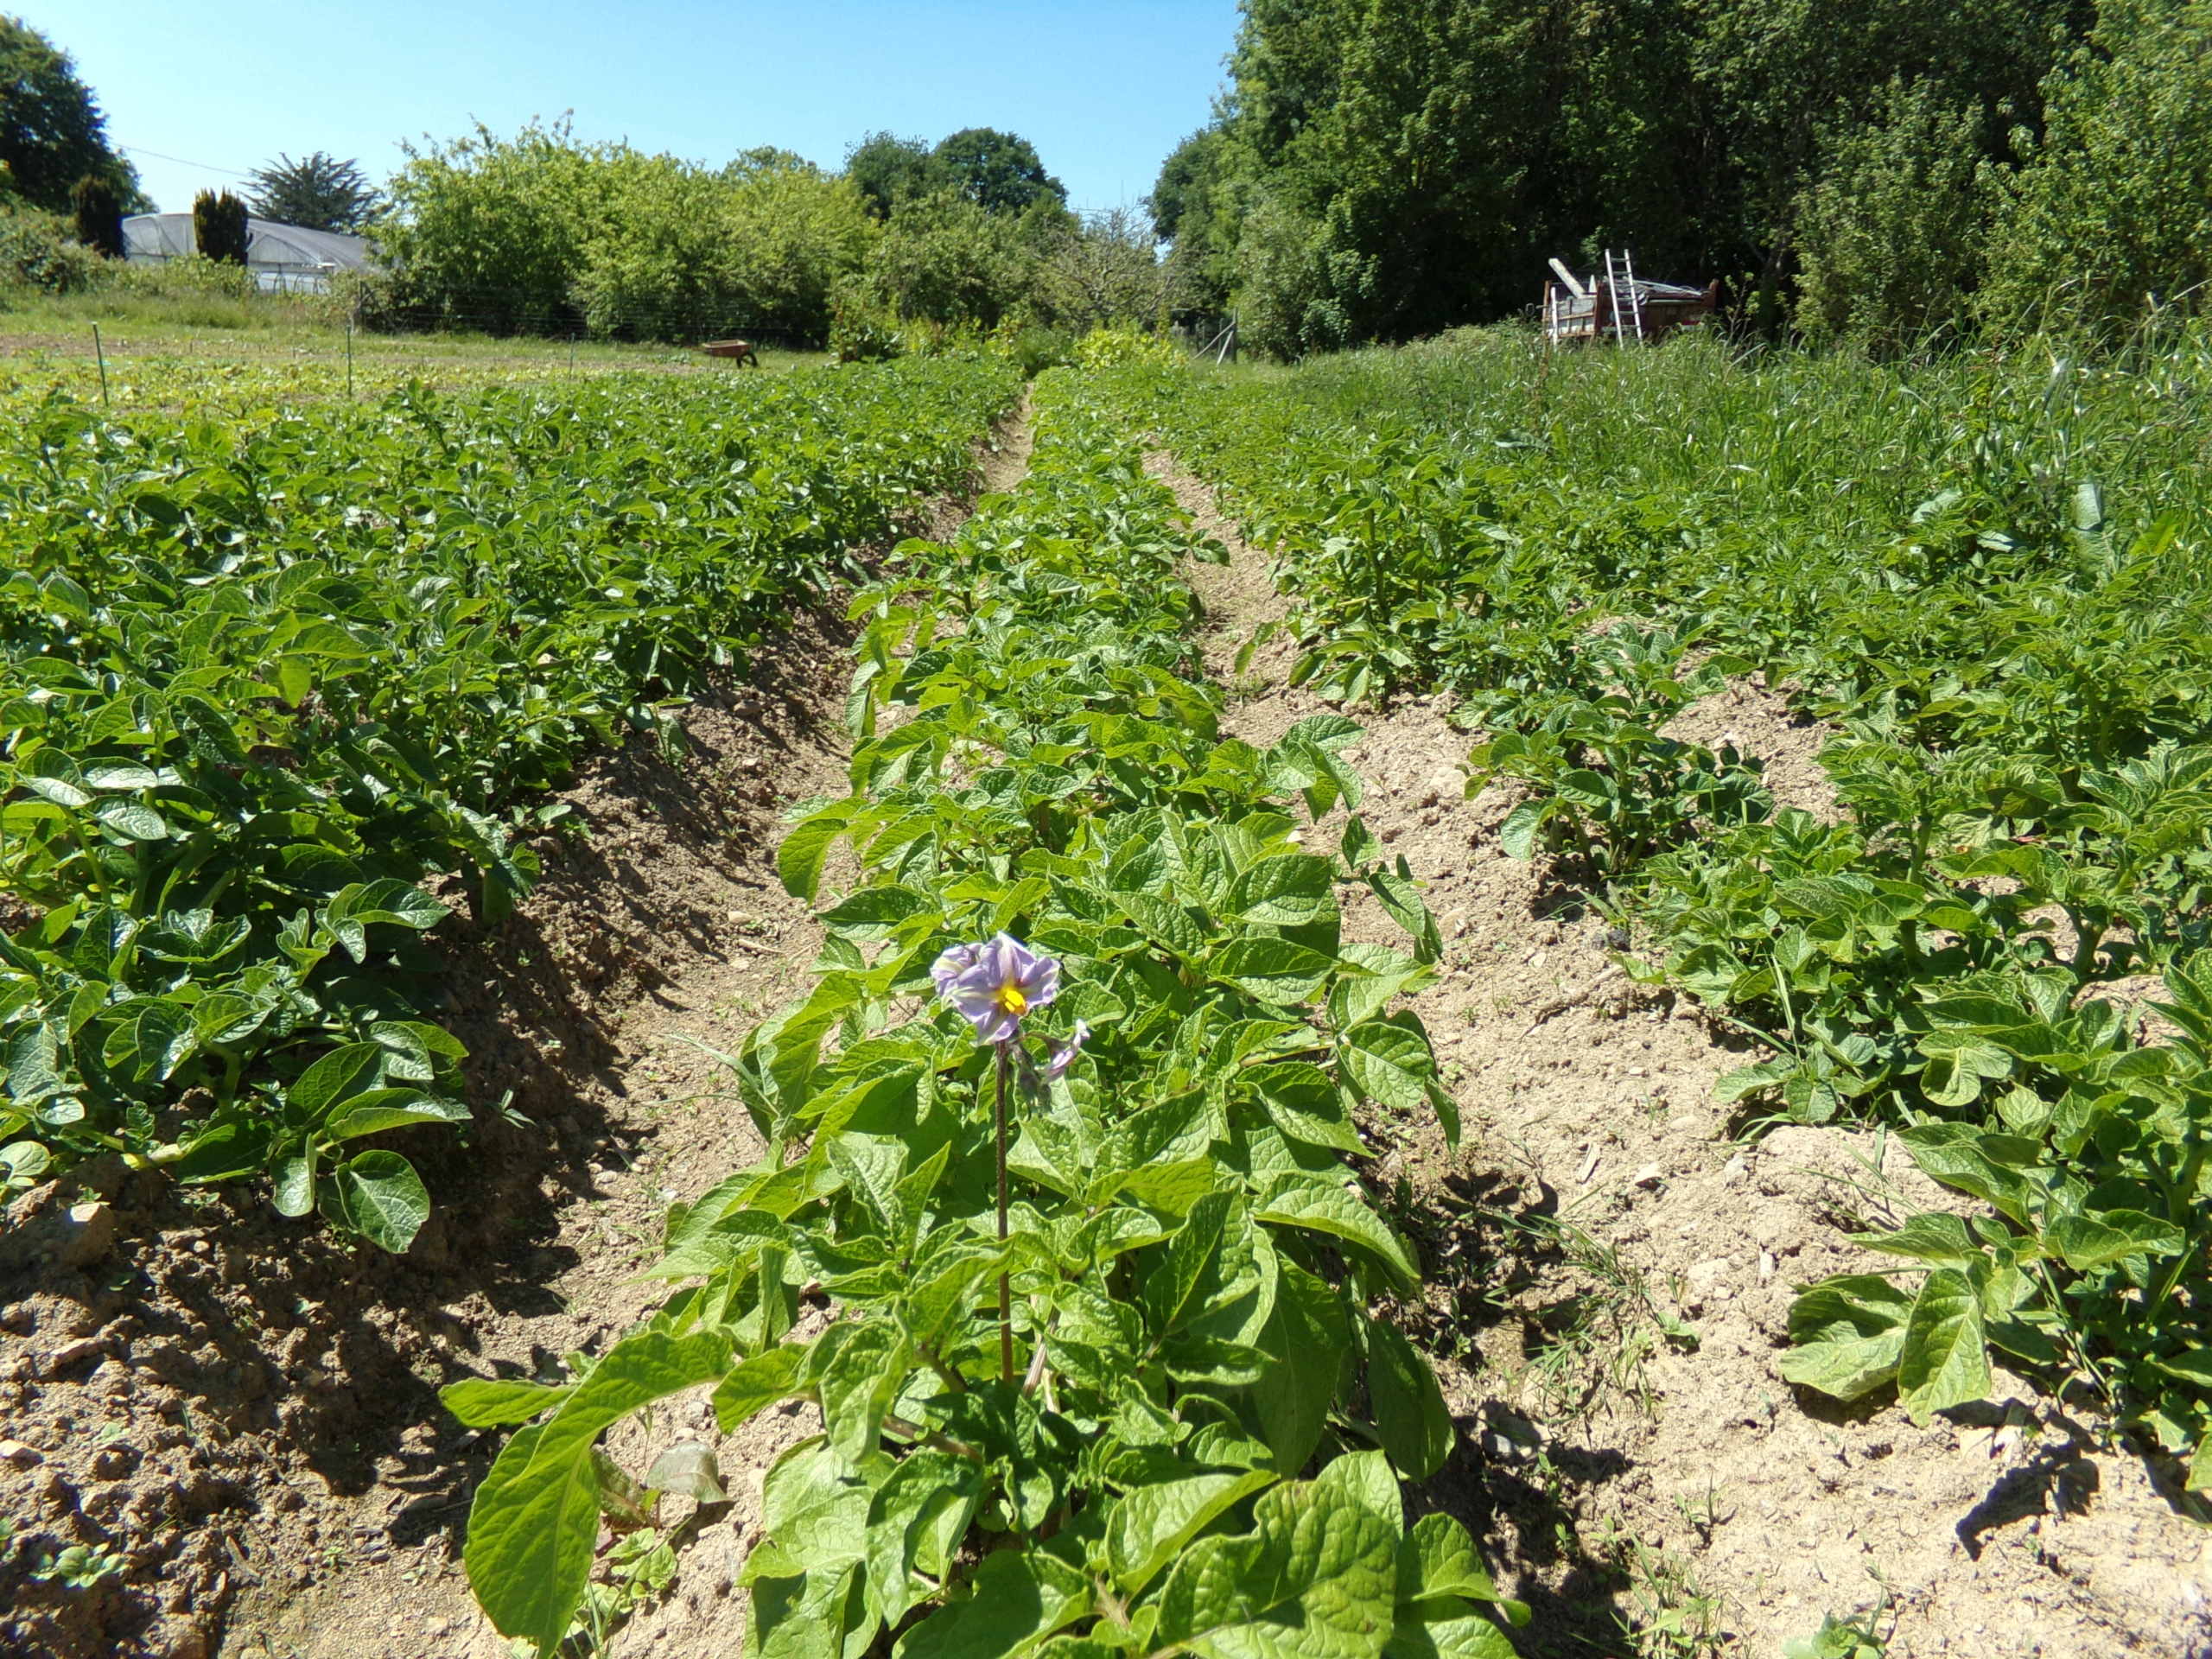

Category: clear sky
[26, 1, 1238, 216]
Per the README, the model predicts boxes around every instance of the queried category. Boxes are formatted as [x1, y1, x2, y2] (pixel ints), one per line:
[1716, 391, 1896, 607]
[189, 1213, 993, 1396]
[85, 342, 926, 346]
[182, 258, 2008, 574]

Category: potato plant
[1097, 340, 2212, 1491]
[447, 373, 1521, 1657]
[0, 359, 1020, 1247]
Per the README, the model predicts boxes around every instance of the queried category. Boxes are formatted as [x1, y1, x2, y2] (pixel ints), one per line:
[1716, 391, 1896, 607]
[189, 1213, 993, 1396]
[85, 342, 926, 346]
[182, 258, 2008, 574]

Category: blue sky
[27, 1, 1238, 216]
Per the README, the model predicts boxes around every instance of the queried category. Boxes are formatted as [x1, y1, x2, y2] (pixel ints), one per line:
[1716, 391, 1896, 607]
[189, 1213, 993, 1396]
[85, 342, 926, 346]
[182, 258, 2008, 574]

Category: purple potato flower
[931, 932, 1060, 1046]
[1041, 1020, 1090, 1082]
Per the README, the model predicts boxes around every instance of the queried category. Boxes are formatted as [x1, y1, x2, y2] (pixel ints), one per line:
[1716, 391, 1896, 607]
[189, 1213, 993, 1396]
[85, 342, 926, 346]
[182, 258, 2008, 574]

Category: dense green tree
[861, 187, 1033, 327]
[69, 170, 122, 257]
[192, 188, 249, 264]
[1793, 79, 1993, 353]
[845, 131, 938, 218]
[378, 121, 880, 342]
[244, 151, 380, 232]
[1150, 127, 1243, 315]
[1154, 0, 2099, 353]
[931, 127, 1065, 216]
[1981, 0, 2212, 335]
[0, 16, 140, 213]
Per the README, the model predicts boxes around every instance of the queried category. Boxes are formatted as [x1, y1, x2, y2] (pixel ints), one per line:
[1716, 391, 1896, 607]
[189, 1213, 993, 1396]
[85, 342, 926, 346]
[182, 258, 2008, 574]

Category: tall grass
[1243, 321, 2212, 550]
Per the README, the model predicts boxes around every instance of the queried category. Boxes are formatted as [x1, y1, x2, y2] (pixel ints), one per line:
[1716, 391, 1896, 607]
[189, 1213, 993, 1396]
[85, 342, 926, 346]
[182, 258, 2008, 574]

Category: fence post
[92, 324, 111, 407]
[346, 317, 355, 400]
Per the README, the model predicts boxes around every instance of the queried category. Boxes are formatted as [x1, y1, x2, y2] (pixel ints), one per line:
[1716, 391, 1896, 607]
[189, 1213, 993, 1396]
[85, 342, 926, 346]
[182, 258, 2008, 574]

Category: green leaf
[1251, 1259, 1350, 1474]
[316, 1150, 429, 1253]
[1778, 1275, 1914, 1401]
[1340, 1019, 1436, 1113]
[1850, 1212, 1978, 1266]
[1105, 1469, 1274, 1595]
[1229, 856, 1338, 927]
[289, 1042, 388, 1121]
[2046, 1208, 2187, 1271]
[92, 798, 170, 842]
[1395, 1513, 1506, 1609]
[1144, 1190, 1236, 1339]
[465, 1332, 731, 1655]
[1896, 1268, 1992, 1425]
[714, 1342, 811, 1432]
[101, 1001, 194, 1083]
[865, 1450, 982, 1626]
[818, 1320, 907, 1464]
[894, 1546, 1091, 1659]
[1212, 938, 1336, 1006]
[1497, 800, 1548, 861]
[1313, 1450, 1402, 1531]
[1383, 1612, 1520, 1659]
[1366, 1317, 1453, 1479]
[1246, 1061, 1364, 1154]
[2188, 1437, 2212, 1495]
[321, 1090, 472, 1142]
[1256, 1175, 1420, 1292]
[779, 806, 858, 903]
[442, 1376, 575, 1427]
[1153, 1477, 1400, 1659]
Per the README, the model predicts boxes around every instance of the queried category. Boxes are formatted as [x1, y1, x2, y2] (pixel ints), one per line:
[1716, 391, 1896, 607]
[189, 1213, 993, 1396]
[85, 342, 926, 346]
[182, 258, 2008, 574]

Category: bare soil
[1146, 458, 2212, 1659]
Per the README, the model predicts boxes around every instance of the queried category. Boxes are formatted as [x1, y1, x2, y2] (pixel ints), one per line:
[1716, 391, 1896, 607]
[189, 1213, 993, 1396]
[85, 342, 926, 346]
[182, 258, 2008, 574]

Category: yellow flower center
[995, 983, 1029, 1017]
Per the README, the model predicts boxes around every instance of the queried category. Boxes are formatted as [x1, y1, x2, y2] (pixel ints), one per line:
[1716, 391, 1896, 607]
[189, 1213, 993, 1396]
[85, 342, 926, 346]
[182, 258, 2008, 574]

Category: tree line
[1153, 0, 2212, 355]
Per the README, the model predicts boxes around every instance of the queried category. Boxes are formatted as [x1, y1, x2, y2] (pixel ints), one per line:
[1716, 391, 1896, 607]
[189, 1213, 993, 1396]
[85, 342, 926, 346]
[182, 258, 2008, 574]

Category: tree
[1793, 79, 1992, 353]
[0, 16, 140, 213]
[931, 128, 1065, 216]
[863, 188, 1034, 327]
[1980, 0, 2212, 337]
[1033, 207, 1172, 333]
[70, 171, 122, 257]
[845, 131, 940, 218]
[244, 150, 380, 232]
[193, 188, 249, 264]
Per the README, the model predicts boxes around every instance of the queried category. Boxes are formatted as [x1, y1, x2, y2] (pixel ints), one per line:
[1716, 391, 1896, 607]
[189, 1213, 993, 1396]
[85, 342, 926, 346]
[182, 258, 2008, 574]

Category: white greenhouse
[121, 213, 373, 293]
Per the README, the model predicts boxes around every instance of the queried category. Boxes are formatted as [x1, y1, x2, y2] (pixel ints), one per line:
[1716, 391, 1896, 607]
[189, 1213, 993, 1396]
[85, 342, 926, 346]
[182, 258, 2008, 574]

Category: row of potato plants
[1096, 353, 2212, 1487]
[0, 359, 1019, 1249]
[446, 369, 1524, 1657]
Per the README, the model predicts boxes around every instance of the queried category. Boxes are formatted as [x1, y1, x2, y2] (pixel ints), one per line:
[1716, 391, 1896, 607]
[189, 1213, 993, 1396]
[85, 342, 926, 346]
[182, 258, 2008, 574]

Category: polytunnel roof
[122, 213, 374, 272]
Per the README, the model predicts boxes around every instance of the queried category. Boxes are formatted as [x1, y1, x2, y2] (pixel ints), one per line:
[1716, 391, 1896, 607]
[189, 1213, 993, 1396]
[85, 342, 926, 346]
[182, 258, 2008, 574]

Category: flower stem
[995, 1040, 1014, 1385]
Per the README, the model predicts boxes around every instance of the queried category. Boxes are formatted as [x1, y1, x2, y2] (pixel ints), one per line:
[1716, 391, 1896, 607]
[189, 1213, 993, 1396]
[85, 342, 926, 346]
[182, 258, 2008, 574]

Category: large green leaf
[1778, 1274, 1914, 1401]
[316, 1151, 429, 1253]
[1256, 1175, 1420, 1293]
[1366, 1318, 1454, 1479]
[894, 1547, 1091, 1659]
[1896, 1268, 1992, 1424]
[1105, 1469, 1274, 1594]
[1153, 1478, 1400, 1659]
[1229, 855, 1338, 927]
[1212, 938, 1337, 1006]
[463, 1331, 730, 1655]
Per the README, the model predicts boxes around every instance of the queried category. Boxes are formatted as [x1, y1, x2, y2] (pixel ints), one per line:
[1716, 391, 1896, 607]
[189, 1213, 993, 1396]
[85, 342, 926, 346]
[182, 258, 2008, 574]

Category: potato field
[4, 327, 2210, 1659]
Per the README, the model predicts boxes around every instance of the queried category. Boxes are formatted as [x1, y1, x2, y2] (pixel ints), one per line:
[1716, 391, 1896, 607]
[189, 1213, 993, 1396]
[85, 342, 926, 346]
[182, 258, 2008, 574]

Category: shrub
[1074, 324, 1183, 371]
[68, 173, 122, 258]
[1792, 79, 1993, 356]
[1980, 0, 2212, 338]
[192, 189, 249, 265]
[0, 207, 101, 293]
